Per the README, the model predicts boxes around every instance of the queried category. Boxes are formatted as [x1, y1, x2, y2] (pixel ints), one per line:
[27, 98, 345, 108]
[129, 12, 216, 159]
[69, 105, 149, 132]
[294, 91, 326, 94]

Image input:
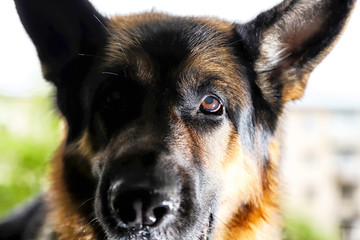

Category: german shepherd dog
[0, 0, 355, 239]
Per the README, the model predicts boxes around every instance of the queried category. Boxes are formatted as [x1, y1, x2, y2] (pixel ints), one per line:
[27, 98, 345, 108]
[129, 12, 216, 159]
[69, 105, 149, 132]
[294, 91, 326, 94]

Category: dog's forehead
[106, 13, 234, 55]
[104, 14, 241, 81]
[100, 13, 249, 106]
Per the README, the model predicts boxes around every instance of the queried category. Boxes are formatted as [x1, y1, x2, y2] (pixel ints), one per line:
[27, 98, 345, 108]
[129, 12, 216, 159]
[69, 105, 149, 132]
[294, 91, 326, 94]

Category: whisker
[205, 209, 238, 240]
[73, 213, 99, 240]
[73, 225, 87, 240]
[93, 14, 129, 63]
[65, 197, 95, 218]
[227, 39, 242, 47]
[101, 71, 119, 76]
[93, 14, 113, 37]
[79, 197, 96, 209]
[78, 53, 106, 60]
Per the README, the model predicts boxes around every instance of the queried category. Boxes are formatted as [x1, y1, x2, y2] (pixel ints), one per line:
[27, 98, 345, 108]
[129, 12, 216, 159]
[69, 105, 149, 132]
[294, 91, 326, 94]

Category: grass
[0, 95, 61, 216]
[283, 211, 339, 240]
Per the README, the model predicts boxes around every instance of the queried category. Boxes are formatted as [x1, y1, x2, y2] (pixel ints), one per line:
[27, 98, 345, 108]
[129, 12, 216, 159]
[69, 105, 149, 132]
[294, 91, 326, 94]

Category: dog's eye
[105, 90, 122, 108]
[200, 96, 223, 115]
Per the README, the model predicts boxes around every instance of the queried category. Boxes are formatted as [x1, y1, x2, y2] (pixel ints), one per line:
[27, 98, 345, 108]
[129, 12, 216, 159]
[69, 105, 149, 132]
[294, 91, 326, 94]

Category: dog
[0, 0, 356, 239]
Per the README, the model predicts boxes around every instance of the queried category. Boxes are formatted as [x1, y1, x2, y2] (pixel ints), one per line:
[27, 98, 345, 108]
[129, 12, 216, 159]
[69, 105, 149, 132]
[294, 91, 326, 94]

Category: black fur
[1, 0, 355, 239]
[0, 198, 47, 240]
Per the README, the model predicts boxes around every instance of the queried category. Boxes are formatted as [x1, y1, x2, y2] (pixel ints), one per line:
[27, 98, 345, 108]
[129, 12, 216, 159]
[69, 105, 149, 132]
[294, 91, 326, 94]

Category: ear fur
[14, 0, 108, 141]
[14, 0, 107, 83]
[239, 0, 356, 103]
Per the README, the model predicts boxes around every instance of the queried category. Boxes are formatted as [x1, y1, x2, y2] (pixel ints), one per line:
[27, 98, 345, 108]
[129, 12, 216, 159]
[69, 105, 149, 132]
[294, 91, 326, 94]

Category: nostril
[109, 187, 173, 229]
[116, 199, 142, 227]
[144, 201, 171, 226]
[110, 189, 145, 228]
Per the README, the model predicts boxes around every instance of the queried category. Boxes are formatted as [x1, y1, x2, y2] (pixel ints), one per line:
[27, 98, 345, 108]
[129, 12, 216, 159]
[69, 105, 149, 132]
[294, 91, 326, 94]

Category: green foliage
[283, 212, 339, 240]
[0, 96, 61, 217]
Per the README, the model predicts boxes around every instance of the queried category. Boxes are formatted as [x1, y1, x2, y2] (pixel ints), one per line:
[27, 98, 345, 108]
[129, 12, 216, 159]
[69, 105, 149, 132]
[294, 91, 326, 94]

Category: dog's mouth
[199, 212, 215, 240]
[103, 212, 215, 240]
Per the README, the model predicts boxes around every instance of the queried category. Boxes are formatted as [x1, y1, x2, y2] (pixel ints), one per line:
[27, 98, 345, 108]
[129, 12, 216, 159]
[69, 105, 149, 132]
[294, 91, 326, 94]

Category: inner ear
[261, 8, 329, 73]
[245, 0, 356, 103]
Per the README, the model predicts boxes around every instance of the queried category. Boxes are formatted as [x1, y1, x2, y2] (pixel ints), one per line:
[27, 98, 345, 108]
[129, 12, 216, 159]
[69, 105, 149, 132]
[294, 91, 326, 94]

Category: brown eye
[200, 96, 223, 114]
[105, 90, 122, 108]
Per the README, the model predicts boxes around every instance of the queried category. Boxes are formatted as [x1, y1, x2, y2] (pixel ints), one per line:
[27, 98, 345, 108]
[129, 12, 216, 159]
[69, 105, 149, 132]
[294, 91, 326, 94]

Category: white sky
[0, 0, 359, 109]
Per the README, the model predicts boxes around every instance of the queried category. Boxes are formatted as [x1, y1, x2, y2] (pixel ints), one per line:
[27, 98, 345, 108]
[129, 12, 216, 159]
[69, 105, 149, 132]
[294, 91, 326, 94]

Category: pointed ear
[14, 0, 108, 141]
[238, 0, 356, 103]
[14, 0, 107, 83]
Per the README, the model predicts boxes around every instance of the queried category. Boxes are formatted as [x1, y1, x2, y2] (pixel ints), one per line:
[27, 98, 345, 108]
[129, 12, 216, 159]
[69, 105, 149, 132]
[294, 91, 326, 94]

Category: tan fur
[212, 134, 281, 240]
[42, 3, 355, 238]
[47, 142, 97, 240]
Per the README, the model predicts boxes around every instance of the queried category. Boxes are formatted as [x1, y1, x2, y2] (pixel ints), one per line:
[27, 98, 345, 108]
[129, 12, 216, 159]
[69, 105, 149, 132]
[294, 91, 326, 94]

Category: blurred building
[282, 105, 360, 240]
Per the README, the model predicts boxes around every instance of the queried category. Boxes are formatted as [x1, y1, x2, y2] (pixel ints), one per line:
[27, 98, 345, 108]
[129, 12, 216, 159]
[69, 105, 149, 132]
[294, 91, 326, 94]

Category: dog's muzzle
[108, 182, 176, 230]
[96, 150, 182, 238]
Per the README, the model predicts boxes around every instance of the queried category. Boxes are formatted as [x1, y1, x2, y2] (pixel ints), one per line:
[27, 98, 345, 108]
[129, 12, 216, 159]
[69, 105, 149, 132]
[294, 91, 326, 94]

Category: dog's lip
[107, 212, 215, 240]
[199, 211, 215, 240]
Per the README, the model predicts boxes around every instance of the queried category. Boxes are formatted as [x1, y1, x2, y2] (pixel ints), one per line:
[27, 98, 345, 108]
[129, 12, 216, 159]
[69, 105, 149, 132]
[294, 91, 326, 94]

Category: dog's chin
[103, 213, 214, 240]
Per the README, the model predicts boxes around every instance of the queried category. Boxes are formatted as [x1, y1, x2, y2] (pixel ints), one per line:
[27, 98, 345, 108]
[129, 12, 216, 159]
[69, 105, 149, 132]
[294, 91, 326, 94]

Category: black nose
[109, 186, 173, 229]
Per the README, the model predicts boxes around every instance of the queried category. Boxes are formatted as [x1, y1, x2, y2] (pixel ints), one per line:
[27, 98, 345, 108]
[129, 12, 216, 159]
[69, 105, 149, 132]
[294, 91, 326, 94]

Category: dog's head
[14, 0, 355, 239]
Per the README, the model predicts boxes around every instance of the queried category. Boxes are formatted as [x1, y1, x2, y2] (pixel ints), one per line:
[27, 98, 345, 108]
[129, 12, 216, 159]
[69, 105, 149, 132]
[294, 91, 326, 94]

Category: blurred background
[0, 0, 359, 239]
